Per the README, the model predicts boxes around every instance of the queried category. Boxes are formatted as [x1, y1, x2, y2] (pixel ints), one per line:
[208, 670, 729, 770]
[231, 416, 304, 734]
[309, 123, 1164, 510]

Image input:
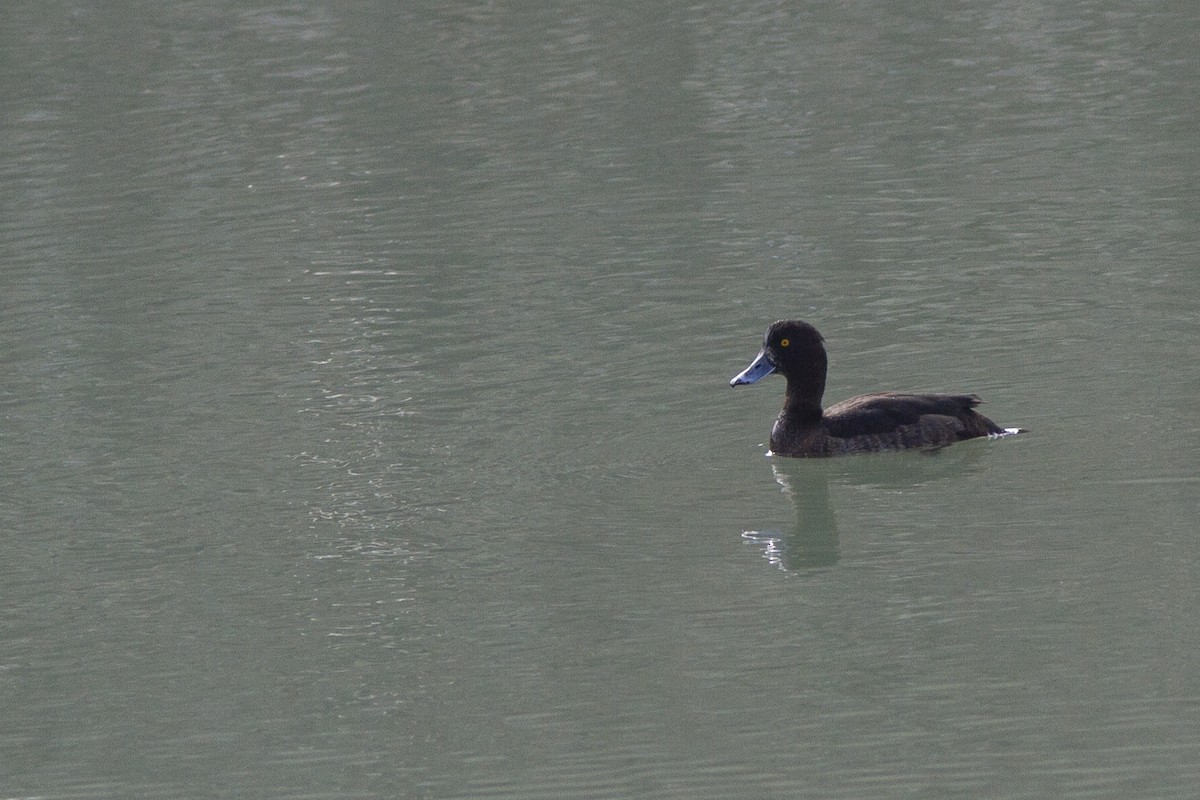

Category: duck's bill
[730, 350, 776, 386]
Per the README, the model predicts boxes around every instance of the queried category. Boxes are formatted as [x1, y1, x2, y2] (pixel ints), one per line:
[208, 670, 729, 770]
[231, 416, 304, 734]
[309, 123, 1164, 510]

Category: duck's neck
[782, 378, 825, 424]
[781, 345, 827, 423]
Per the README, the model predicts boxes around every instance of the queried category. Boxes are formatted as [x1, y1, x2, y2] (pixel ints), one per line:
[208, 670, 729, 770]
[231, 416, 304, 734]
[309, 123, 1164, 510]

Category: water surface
[2, 1, 1198, 798]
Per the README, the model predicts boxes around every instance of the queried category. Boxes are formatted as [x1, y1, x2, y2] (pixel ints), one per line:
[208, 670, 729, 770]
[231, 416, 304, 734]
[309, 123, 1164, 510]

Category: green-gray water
[3, 2, 1198, 798]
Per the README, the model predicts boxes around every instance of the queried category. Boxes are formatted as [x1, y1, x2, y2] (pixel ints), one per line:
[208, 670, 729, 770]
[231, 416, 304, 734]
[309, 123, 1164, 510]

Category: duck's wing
[822, 392, 998, 438]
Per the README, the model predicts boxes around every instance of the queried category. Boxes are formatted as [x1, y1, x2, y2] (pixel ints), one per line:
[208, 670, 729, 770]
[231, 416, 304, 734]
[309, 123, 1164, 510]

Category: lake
[2, 1, 1198, 798]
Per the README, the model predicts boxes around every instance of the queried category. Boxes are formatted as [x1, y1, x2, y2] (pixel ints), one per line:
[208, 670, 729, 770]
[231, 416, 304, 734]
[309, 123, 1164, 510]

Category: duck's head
[730, 320, 827, 388]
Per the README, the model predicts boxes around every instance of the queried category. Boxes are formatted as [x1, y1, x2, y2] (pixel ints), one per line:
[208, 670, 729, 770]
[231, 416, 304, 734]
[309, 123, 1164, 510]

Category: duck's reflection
[741, 461, 838, 570]
[741, 445, 992, 571]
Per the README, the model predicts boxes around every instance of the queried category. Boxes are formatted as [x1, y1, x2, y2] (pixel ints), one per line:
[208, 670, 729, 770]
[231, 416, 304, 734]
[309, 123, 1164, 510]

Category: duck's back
[773, 392, 1005, 456]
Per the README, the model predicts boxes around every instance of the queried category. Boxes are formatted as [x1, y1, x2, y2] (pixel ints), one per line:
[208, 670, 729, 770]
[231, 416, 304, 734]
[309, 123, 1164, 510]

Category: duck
[730, 320, 1021, 457]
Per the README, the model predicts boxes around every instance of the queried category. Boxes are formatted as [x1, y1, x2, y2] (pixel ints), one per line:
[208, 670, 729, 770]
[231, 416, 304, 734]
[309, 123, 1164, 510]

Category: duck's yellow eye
[780, 338, 790, 347]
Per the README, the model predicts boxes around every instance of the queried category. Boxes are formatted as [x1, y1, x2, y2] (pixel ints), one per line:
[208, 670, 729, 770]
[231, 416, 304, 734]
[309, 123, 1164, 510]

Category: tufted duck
[730, 320, 1021, 456]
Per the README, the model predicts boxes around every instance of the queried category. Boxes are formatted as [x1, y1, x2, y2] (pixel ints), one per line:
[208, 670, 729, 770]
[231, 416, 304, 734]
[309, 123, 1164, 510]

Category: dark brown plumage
[730, 320, 1019, 457]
